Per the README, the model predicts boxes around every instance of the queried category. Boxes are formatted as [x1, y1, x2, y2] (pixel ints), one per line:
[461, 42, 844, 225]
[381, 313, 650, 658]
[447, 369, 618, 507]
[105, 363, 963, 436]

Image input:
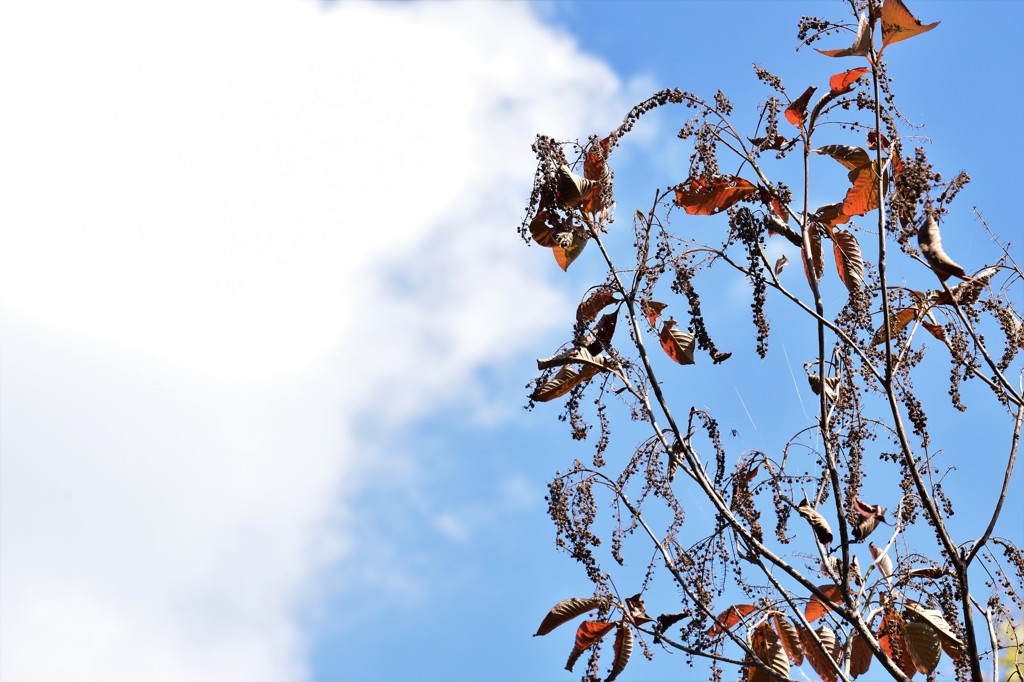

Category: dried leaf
[674, 175, 757, 215]
[829, 67, 870, 93]
[904, 601, 965, 658]
[849, 633, 873, 678]
[806, 373, 841, 403]
[800, 625, 840, 682]
[881, 0, 939, 48]
[785, 86, 816, 128]
[797, 498, 834, 547]
[878, 613, 917, 678]
[906, 566, 950, 580]
[706, 604, 757, 638]
[535, 597, 608, 636]
[577, 287, 616, 325]
[587, 311, 619, 355]
[932, 266, 998, 305]
[624, 594, 652, 625]
[921, 320, 945, 341]
[805, 584, 842, 623]
[556, 164, 598, 211]
[904, 621, 942, 674]
[871, 307, 918, 346]
[529, 211, 556, 247]
[869, 543, 894, 578]
[536, 347, 615, 374]
[867, 130, 891, 151]
[815, 144, 872, 171]
[772, 613, 805, 666]
[660, 320, 696, 365]
[553, 231, 588, 272]
[606, 625, 632, 682]
[774, 254, 790, 276]
[851, 498, 887, 542]
[531, 364, 602, 402]
[843, 160, 887, 216]
[831, 229, 865, 292]
[918, 213, 968, 281]
[641, 300, 667, 327]
[748, 622, 790, 682]
[806, 224, 825, 281]
[813, 202, 852, 230]
[565, 620, 616, 671]
[749, 134, 790, 151]
[816, 12, 871, 58]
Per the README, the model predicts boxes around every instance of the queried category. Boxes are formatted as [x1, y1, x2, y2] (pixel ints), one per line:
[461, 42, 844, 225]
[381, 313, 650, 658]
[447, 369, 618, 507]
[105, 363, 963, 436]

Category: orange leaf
[584, 136, 611, 181]
[922, 320, 945, 341]
[849, 633, 873, 678]
[867, 130, 891, 151]
[881, 0, 939, 49]
[674, 175, 757, 215]
[606, 625, 633, 682]
[565, 620, 616, 671]
[816, 13, 871, 58]
[577, 287, 617, 325]
[831, 229, 865, 292]
[805, 584, 843, 623]
[659, 320, 696, 365]
[641, 300, 667, 327]
[842, 161, 887, 216]
[871, 307, 918, 346]
[813, 202, 853, 230]
[553, 233, 588, 271]
[529, 211, 557, 247]
[706, 604, 757, 638]
[785, 86, 816, 128]
[758, 186, 788, 224]
[531, 364, 601, 403]
[829, 67, 869, 93]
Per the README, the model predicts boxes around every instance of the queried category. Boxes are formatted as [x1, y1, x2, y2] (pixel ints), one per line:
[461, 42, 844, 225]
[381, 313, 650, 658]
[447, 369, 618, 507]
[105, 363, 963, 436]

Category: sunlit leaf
[816, 13, 871, 58]
[641, 300, 667, 327]
[577, 287, 617, 325]
[797, 498, 834, 547]
[535, 597, 608, 636]
[829, 67, 870, 93]
[932, 266, 998, 306]
[851, 498, 887, 542]
[906, 566, 950, 580]
[806, 223, 825, 282]
[919, 213, 968, 281]
[871, 307, 918, 346]
[805, 584, 843, 623]
[758, 186, 789, 224]
[536, 347, 615, 374]
[813, 202, 853, 230]
[531, 364, 601, 402]
[624, 594, 652, 625]
[674, 175, 757, 215]
[606, 625, 632, 682]
[869, 543, 894, 578]
[878, 613, 917, 678]
[799, 625, 840, 682]
[921, 320, 945, 341]
[881, 0, 939, 49]
[904, 621, 942, 674]
[843, 161, 887, 216]
[659, 320, 696, 365]
[565, 620, 616, 672]
[806, 372, 841, 403]
[832, 229, 865, 292]
[553, 231, 588, 271]
[772, 613, 804, 666]
[749, 134, 790, 151]
[529, 211, 557, 247]
[584, 136, 611, 182]
[867, 130, 891, 151]
[849, 633, 873, 678]
[748, 622, 790, 682]
[706, 604, 757, 638]
[785, 86, 816, 128]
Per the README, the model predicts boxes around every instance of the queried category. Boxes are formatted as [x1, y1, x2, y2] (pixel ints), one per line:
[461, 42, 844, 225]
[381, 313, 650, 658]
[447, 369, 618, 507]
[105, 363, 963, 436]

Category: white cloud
[0, 1, 626, 680]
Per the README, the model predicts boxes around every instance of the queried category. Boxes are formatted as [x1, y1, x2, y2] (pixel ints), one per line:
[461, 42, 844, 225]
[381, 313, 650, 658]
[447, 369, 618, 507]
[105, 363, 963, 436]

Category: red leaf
[785, 86, 816, 128]
[706, 604, 757, 638]
[832, 229, 865, 292]
[867, 130, 891, 151]
[881, 0, 939, 49]
[758, 186, 789, 224]
[813, 202, 853, 230]
[805, 584, 843, 623]
[659, 320, 696, 365]
[843, 161, 887, 216]
[674, 175, 757, 215]
[565, 621, 616, 671]
[577, 287, 616, 325]
[829, 67, 869, 93]
[606, 625, 633, 682]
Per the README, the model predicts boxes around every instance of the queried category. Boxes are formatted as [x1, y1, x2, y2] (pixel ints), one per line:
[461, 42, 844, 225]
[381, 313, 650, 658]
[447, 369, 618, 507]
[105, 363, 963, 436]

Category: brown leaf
[641, 300, 667, 327]
[921, 320, 945, 341]
[878, 613, 917, 678]
[577, 287, 617, 325]
[816, 12, 871, 58]
[829, 67, 870, 93]
[904, 621, 942, 674]
[871, 307, 918, 346]
[623, 594, 652, 625]
[772, 613, 804, 666]
[881, 0, 939, 49]
[706, 604, 757, 638]
[932, 266, 998, 306]
[867, 130, 891, 151]
[797, 499, 834, 547]
[851, 498, 887, 542]
[831, 229, 865, 292]
[749, 134, 790, 151]
[849, 633, 873, 678]
[785, 86, 816, 128]
[869, 543, 894, 578]
[536, 347, 615, 374]
[747, 622, 790, 682]
[606, 625, 632, 682]
[853, 516, 882, 543]
[758, 186, 789, 224]
[531, 364, 602, 402]
[660, 320, 696, 365]
[813, 202, 853, 230]
[806, 372, 841, 403]
[843, 160, 887, 216]
[556, 164, 598, 211]
[918, 213, 968, 281]
[815, 144, 872, 171]
[584, 136, 611, 182]
[529, 211, 557, 247]
[674, 175, 757, 215]
[565, 620, 616, 671]
[553, 231, 588, 272]
[904, 601, 965, 658]
[805, 584, 843, 623]
[587, 310, 619, 355]
[535, 597, 608, 636]
[906, 566, 950, 580]
[806, 224, 825, 281]
[774, 254, 790, 276]
[800, 625, 840, 682]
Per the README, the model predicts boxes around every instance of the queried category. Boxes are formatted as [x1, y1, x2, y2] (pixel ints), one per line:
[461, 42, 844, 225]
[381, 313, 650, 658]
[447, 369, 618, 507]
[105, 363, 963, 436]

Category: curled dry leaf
[565, 620, 616, 672]
[906, 566, 950, 580]
[553, 231, 588, 272]
[851, 497, 887, 542]
[921, 320, 945, 341]
[918, 213, 968, 281]
[529, 211, 557, 247]
[816, 12, 871, 58]
[785, 86, 816, 128]
[536, 347, 615, 373]
[805, 224, 825, 281]
[805, 584, 843, 623]
[774, 254, 789, 276]
[659, 320, 696, 365]
[556, 164, 598, 211]
[806, 372, 841, 403]
[772, 613, 804, 666]
[797, 498, 834, 547]
[878, 616, 918, 679]
[932, 265, 998, 306]
[606, 624, 632, 682]
[623, 594, 652, 625]
[531, 364, 602, 403]
[673, 175, 757, 215]
[815, 144, 871, 171]
[577, 287, 616, 325]
[831, 229, 865, 292]
[881, 0, 939, 49]
[535, 597, 608, 636]
[706, 603, 758, 638]
[829, 66, 870, 93]
[869, 542, 894, 578]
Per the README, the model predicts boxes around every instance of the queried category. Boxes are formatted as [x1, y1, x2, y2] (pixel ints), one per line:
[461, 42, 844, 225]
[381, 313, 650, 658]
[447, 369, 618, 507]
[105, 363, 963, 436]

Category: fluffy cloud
[0, 1, 625, 679]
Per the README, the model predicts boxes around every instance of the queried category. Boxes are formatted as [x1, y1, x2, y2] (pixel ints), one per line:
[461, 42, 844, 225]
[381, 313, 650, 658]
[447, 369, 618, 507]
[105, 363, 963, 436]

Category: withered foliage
[523, 2, 1022, 682]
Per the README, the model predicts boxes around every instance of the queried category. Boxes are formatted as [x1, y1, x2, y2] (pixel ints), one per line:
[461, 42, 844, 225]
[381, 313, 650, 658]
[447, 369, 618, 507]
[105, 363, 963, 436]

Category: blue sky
[1, 2, 1021, 681]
